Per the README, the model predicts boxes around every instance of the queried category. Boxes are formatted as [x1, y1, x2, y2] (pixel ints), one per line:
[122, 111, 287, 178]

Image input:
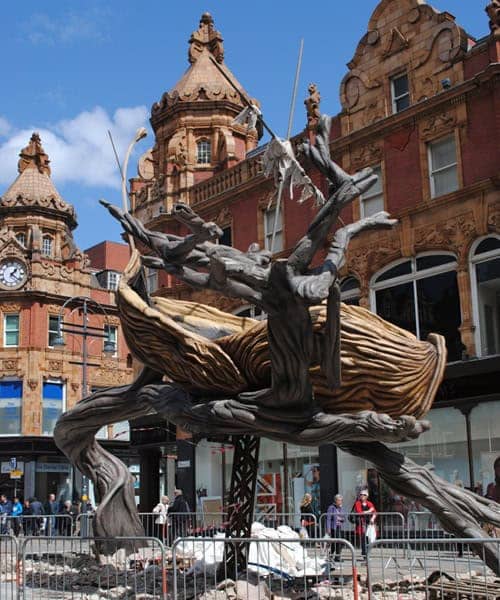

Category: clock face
[0, 259, 28, 290]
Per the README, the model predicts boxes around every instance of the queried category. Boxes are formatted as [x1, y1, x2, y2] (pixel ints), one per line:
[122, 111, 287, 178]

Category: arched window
[340, 276, 360, 306]
[371, 253, 463, 361]
[196, 139, 211, 164]
[42, 235, 53, 257]
[470, 235, 500, 357]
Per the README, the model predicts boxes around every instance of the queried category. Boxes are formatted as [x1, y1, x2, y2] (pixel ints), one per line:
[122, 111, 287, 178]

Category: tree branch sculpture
[54, 115, 500, 568]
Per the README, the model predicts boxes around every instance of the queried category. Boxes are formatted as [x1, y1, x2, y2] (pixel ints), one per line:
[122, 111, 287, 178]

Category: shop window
[391, 73, 410, 113]
[197, 139, 211, 164]
[428, 135, 458, 198]
[471, 236, 500, 356]
[42, 381, 64, 436]
[0, 380, 22, 435]
[371, 254, 463, 361]
[104, 324, 118, 355]
[48, 315, 60, 347]
[4, 313, 19, 347]
[112, 421, 130, 441]
[470, 401, 500, 498]
[42, 235, 53, 257]
[340, 277, 360, 306]
[360, 165, 384, 218]
[264, 206, 283, 253]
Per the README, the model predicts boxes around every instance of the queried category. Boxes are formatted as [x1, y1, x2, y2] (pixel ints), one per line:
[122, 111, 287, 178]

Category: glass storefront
[470, 401, 500, 496]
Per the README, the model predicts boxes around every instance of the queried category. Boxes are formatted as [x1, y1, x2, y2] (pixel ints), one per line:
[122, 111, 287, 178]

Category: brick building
[0, 133, 137, 504]
[130, 2, 500, 515]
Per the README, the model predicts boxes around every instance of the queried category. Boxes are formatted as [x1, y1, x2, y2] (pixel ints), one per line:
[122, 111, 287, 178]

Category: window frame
[469, 235, 500, 357]
[360, 164, 384, 218]
[264, 205, 284, 253]
[3, 313, 20, 347]
[370, 252, 458, 340]
[428, 134, 459, 199]
[104, 324, 118, 356]
[41, 379, 66, 437]
[48, 315, 60, 348]
[390, 72, 410, 114]
[107, 271, 120, 291]
[0, 378, 22, 436]
[196, 138, 211, 164]
[340, 276, 361, 305]
[42, 235, 53, 257]
[146, 267, 158, 294]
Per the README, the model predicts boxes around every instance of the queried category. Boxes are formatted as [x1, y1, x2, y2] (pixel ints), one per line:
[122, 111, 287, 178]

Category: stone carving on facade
[0, 193, 76, 220]
[39, 261, 78, 282]
[188, 12, 224, 64]
[304, 83, 321, 127]
[27, 379, 38, 390]
[48, 360, 63, 372]
[347, 234, 402, 283]
[486, 1, 500, 33]
[382, 27, 409, 58]
[414, 213, 477, 262]
[1, 303, 21, 313]
[2, 359, 19, 372]
[421, 111, 457, 138]
[137, 149, 155, 181]
[350, 143, 382, 171]
[71, 382, 80, 392]
[413, 23, 467, 70]
[215, 206, 232, 226]
[488, 204, 500, 231]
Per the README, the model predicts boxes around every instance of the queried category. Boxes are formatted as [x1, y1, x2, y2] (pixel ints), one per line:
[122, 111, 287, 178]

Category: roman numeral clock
[0, 258, 28, 290]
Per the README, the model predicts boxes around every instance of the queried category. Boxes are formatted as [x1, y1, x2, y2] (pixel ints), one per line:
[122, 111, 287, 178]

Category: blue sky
[0, 1, 488, 250]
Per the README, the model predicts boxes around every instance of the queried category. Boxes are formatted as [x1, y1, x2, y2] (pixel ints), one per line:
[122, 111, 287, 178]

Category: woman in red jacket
[352, 489, 376, 558]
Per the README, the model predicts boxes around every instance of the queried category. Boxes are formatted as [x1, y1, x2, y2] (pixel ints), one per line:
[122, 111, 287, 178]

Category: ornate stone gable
[339, 0, 469, 133]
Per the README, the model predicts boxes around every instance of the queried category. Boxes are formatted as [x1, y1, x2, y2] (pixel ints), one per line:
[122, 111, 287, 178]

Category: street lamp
[53, 295, 116, 525]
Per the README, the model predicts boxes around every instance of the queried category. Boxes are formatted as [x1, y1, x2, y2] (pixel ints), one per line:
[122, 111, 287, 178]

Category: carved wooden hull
[117, 252, 446, 419]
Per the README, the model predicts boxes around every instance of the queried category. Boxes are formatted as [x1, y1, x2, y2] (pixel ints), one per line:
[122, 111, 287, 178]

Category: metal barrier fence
[319, 511, 406, 557]
[367, 537, 500, 599]
[0, 535, 18, 600]
[4, 515, 74, 537]
[253, 511, 318, 533]
[138, 512, 229, 545]
[20, 535, 167, 599]
[407, 510, 454, 541]
[172, 536, 359, 600]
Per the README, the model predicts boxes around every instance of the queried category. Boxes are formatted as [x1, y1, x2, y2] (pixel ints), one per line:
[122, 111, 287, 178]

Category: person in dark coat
[29, 497, 44, 536]
[44, 493, 59, 535]
[22, 499, 33, 535]
[59, 501, 76, 536]
[168, 489, 191, 541]
[0, 494, 12, 534]
[300, 493, 317, 538]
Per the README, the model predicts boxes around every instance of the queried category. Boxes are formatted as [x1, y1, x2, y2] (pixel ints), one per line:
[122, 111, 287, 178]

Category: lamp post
[53, 296, 116, 524]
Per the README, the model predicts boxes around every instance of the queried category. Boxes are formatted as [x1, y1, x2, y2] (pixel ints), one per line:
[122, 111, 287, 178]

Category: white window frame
[146, 268, 158, 294]
[107, 271, 120, 291]
[264, 205, 284, 253]
[340, 276, 361, 304]
[391, 73, 410, 114]
[370, 252, 457, 340]
[3, 313, 20, 347]
[48, 315, 60, 348]
[469, 235, 500, 357]
[42, 235, 53, 257]
[196, 139, 211, 164]
[360, 165, 384, 218]
[16, 232, 26, 246]
[428, 135, 458, 199]
[104, 324, 118, 357]
[41, 379, 66, 437]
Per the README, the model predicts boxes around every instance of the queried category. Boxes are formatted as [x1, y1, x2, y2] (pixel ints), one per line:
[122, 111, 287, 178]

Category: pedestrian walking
[152, 495, 169, 542]
[11, 497, 22, 536]
[352, 489, 376, 558]
[326, 494, 346, 562]
[300, 493, 316, 538]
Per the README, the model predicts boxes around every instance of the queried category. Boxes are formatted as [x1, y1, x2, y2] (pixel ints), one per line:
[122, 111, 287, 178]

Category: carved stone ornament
[17, 133, 51, 176]
[414, 214, 477, 261]
[421, 111, 457, 139]
[27, 379, 38, 390]
[188, 12, 224, 64]
[304, 83, 321, 127]
[486, 1, 500, 33]
[48, 360, 63, 372]
[1, 303, 21, 313]
[2, 359, 19, 371]
[350, 143, 382, 170]
[71, 382, 80, 392]
[382, 27, 409, 58]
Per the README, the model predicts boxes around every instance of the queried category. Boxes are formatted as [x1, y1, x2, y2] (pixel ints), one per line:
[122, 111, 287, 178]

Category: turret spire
[17, 133, 51, 176]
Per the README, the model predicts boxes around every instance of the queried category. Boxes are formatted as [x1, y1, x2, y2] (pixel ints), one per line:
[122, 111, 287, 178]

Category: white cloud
[0, 117, 11, 137]
[25, 9, 109, 46]
[0, 105, 149, 189]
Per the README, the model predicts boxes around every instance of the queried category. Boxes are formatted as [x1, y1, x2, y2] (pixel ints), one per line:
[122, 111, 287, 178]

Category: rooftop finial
[486, 1, 500, 33]
[17, 133, 51, 176]
[188, 12, 224, 64]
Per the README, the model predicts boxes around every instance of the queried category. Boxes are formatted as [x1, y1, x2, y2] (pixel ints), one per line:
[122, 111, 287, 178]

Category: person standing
[152, 495, 169, 542]
[44, 493, 59, 536]
[59, 501, 76, 536]
[22, 499, 33, 535]
[300, 493, 316, 538]
[11, 497, 23, 536]
[29, 497, 44, 536]
[326, 494, 346, 561]
[352, 489, 376, 558]
[168, 489, 191, 541]
[0, 494, 13, 534]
